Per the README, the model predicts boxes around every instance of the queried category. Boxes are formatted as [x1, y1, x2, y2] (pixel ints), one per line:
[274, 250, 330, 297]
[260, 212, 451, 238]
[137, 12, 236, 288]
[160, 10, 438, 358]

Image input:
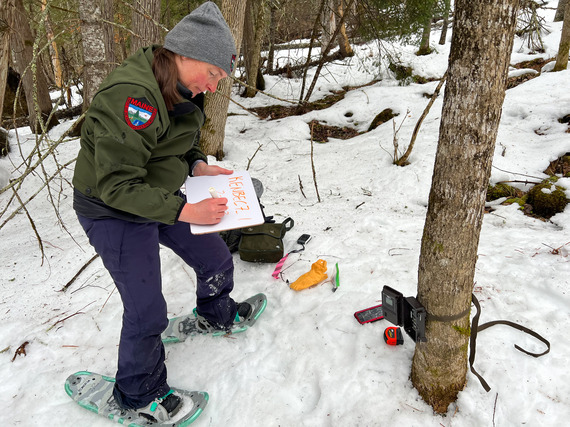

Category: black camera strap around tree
[468, 293, 551, 392]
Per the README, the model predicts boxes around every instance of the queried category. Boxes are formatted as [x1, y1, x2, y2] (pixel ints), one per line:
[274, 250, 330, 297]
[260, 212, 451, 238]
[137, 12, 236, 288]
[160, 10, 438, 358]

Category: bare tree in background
[555, 0, 568, 22]
[41, 0, 63, 88]
[411, 0, 521, 413]
[78, 0, 116, 112]
[201, 0, 247, 160]
[130, 0, 162, 54]
[335, 0, 354, 57]
[11, 0, 58, 133]
[242, 0, 267, 98]
[417, 0, 438, 55]
[320, 0, 353, 56]
[438, 0, 452, 45]
[0, 0, 15, 124]
[266, 0, 278, 74]
[553, 0, 570, 71]
[320, 0, 335, 49]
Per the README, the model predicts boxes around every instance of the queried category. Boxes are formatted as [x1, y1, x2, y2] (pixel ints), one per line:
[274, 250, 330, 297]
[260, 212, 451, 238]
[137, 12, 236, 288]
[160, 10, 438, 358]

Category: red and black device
[383, 326, 404, 345]
[354, 304, 384, 324]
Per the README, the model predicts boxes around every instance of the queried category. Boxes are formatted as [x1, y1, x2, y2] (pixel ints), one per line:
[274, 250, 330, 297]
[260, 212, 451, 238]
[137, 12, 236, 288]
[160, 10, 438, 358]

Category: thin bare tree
[438, 0, 452, 45]
[335, 0, 354, 57]
[201, 0, 247, 160]
[0, 0, 15, 124]
[11, 0, 58, 133]
[553, 0, 570, 71]
[242, 0, 267, 98]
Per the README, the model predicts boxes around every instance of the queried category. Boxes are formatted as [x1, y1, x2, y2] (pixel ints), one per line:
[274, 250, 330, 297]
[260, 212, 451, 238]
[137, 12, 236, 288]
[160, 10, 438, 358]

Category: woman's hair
[152, 47, 180, 111]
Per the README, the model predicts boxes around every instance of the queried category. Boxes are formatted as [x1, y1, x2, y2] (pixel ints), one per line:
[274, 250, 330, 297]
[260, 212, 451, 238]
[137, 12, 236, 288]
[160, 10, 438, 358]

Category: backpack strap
[469, 293, 550, 392]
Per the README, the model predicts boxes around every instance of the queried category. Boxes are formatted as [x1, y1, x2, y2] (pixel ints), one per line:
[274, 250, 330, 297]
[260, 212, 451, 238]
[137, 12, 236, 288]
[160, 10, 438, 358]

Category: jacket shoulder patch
[124, 97, 157, 130]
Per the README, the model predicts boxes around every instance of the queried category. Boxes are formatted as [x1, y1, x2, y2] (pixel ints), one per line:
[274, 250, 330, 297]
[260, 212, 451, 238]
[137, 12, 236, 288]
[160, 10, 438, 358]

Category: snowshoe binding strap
[137, 390, 182, 423]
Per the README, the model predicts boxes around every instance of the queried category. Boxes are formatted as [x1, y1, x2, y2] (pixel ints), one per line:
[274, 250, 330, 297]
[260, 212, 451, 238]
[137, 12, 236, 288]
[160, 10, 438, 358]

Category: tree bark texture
[11, 0, 58, 133]
[0, 0, 15, 123]
[266, 3, 277, 73]
[78, 0, 116, 112]
[242, 0, 266, 98]
[335, 0, 354, 57]
[201, 0, 246, 160]
[553, 0, 570, 71]
[411, 0, 520, 414]
[130, 0, 162, 54]
[320, 0, 335, 50]
[555, 0, 568, 22]
[418, 18, 432, 55]
[438, 0, 451, 45]
[41, 0, 62, 88]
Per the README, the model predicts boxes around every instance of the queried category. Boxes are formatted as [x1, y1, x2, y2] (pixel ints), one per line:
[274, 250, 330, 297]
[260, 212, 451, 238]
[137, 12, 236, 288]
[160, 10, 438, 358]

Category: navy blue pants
[77, 214, 237, 409]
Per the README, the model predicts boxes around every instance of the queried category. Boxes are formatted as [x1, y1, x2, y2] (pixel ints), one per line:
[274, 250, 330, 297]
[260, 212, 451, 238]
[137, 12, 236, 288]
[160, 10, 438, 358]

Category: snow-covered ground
[1, 3, 569, 426]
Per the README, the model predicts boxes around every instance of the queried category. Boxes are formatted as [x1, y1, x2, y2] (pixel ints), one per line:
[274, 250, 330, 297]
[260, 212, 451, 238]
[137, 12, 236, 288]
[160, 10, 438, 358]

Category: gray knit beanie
[163, 1, 237, 76]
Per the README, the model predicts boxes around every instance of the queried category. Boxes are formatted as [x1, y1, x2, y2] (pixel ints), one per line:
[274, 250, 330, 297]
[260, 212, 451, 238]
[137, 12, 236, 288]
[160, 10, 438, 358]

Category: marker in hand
[209, 187, 219, 198]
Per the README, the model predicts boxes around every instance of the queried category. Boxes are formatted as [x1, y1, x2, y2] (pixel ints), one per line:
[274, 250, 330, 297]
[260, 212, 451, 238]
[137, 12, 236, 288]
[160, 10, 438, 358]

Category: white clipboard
[185, 170, 264, 234]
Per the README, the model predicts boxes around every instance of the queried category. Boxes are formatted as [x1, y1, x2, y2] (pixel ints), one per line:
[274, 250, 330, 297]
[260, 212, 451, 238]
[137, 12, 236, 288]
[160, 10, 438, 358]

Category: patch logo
[124, 97, 157, 130]
[230, 54, 236, 73]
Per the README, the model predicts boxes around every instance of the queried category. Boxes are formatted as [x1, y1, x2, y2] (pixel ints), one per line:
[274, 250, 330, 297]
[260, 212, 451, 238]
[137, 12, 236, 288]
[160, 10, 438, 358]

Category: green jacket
[73, 46, 207, 225]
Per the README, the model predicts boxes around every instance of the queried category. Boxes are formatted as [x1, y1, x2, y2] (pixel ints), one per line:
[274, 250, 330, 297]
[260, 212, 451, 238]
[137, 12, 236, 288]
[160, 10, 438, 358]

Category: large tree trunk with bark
[11, 0, 58, 133]
[411, 0, 521, 414]
[130, 0, 162, 54]
[553, 0, 570, 71]
[201, 0, 246, 160]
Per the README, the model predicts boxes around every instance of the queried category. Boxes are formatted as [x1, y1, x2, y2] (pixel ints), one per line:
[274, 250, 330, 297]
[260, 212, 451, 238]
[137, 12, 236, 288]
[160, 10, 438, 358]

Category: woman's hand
[178, 198, 228, 224]
[193, 162, 233, 177]
[180, 162, 233, 224]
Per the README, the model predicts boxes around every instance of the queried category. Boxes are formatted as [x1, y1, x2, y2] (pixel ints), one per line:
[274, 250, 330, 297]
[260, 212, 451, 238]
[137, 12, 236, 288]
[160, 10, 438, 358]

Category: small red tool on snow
[384, 326, 404, 346]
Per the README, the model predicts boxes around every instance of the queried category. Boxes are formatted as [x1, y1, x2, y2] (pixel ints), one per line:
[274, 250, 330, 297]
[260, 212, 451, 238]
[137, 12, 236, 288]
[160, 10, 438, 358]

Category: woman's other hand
[193, 162, 233, 176]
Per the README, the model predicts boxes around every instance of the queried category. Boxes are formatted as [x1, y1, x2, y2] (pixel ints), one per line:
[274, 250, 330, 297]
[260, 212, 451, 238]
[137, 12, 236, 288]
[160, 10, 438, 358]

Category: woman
[72, 2, 248, 422]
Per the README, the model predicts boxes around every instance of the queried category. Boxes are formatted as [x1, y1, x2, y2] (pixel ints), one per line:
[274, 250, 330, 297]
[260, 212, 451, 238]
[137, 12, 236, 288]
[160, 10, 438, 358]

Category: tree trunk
[130, 0, 162, 54]
[201, 0, 246, 160]
[555, 0, 568, 22]
[438, 0, 451, 45]
[11, 0, 58, 133]
[266, 3, 277, 74]
[417, 18, 432, 55]
[320, 0, 335, 51]
[336, 0, 354, 57]
[0, 0, 15, 124]
[411, 0, 521, 414]
[302, 0, 355, 102]
[41, 0, 62, 88]
[78, 0, 116, 113]
[553, 0, 570, 71]
[242, 0, 266, 98]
